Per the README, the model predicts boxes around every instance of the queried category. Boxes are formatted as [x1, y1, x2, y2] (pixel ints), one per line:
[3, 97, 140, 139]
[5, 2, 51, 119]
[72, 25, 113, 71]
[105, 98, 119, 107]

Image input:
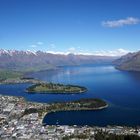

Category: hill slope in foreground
[114, 51, 140, 72]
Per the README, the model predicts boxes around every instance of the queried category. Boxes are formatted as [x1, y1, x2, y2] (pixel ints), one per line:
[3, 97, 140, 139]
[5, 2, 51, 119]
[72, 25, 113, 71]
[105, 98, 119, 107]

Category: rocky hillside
[0, 49, 115, 72]
[114, 51, 140, 71]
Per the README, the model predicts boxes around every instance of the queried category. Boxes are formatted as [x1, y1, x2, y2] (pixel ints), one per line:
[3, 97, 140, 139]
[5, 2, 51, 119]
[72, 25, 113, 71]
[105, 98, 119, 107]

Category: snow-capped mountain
[0, 49, 116, 71]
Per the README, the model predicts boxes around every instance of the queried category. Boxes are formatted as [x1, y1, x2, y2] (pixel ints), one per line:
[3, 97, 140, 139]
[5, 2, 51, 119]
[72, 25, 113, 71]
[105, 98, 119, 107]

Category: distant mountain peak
[0, 49, 116, 71]
[0, 49, 38, 56]
[114, 50, 140, 72]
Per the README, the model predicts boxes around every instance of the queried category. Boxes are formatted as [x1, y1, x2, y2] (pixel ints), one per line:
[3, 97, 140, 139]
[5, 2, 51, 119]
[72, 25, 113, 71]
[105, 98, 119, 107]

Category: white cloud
[46, 48, 129, 56]
[102, 17, 140, 28]
[37, 41, 44, 45]
[30, 44, 37, 48]
[30, 41, 44, 48]
[49, 44, 56, 49]
[29, 42, 130, 56]
[46, 51, 69, 55]
[68, 47, 76, 52]
[94, 48, 129, 56]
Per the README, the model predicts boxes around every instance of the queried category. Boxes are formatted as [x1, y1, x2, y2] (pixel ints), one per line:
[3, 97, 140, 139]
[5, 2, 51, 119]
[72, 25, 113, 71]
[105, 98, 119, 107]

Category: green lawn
[0, 70, 23, 81]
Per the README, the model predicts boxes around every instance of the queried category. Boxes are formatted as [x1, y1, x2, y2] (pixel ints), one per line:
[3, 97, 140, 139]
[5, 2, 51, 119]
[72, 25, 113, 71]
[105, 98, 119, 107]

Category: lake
[1, 64, 140, 126]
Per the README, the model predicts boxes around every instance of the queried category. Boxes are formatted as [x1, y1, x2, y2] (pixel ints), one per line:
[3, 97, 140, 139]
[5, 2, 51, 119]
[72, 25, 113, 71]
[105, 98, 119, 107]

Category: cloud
[94, 48, 129, 56]
[30, 41, 44, 48]
[102, 17, 140, 28]
[30, 44, 37, 48]
[46, 48, 129, 56]
[37, 41, 44, 45]
[29, 43, 129, 56]
[68, 47, 76, 52]
[49, 44, 56, 49]
[46, 51, 68, 55]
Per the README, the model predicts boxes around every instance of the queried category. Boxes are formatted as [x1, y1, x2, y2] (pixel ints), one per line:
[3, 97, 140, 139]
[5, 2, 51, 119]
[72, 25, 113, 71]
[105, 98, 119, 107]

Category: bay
[1, 64, 140, 126]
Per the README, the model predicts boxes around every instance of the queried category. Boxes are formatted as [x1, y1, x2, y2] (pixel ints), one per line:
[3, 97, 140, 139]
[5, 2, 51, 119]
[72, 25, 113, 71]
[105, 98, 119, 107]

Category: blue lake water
[1, 65, 140, 126]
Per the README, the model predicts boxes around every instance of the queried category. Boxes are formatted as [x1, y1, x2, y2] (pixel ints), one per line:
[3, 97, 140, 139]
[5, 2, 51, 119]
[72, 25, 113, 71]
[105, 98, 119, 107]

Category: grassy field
[0, 70, 23, 81]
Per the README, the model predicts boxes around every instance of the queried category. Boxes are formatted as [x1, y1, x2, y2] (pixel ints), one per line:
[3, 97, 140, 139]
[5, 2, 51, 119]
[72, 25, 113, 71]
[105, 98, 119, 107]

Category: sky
[0, 0, 140, 56]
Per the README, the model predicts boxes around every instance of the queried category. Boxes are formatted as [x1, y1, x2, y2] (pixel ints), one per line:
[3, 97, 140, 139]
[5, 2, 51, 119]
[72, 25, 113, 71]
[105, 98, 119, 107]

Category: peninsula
[26, 83, 87, 94]
[1, 94, 139, 140]
[45, 98, 108, 113]
[0, 77, 44, 85]
[23, 98, 108, 122]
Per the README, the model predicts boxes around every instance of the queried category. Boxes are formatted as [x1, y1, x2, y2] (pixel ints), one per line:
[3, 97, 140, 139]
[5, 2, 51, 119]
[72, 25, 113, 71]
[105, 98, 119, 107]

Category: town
[0, 94, 140, 140]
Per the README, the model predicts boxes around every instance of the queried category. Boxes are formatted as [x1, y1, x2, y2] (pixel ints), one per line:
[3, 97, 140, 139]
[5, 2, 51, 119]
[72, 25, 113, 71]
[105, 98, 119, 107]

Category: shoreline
[0, 78, 44, 85]
[40, 100, 108, 124]
[26, 83, 88, 94]
[0, 94, 108, 126]
[25, 89, 87, 94]
[1, 92, 139, 139]
[0, 78, 88, 95]
[1, 94, 140, 128]
[42, 104, 108, 125]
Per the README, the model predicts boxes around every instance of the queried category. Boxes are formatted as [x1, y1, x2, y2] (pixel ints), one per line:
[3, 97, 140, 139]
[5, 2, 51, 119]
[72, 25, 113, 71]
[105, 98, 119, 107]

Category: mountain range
[1, 49, 140, 73]
[114, 51, 140, 72]
[0, 49, 116, 72]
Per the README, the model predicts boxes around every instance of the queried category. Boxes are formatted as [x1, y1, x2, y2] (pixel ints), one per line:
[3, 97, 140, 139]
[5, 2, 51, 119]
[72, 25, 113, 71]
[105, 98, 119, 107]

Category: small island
[26, 83, 87, 94]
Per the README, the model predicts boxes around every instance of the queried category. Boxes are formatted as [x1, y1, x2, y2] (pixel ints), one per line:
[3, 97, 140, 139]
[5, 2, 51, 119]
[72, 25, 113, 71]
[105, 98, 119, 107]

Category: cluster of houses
[0, 94, 140, 140]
